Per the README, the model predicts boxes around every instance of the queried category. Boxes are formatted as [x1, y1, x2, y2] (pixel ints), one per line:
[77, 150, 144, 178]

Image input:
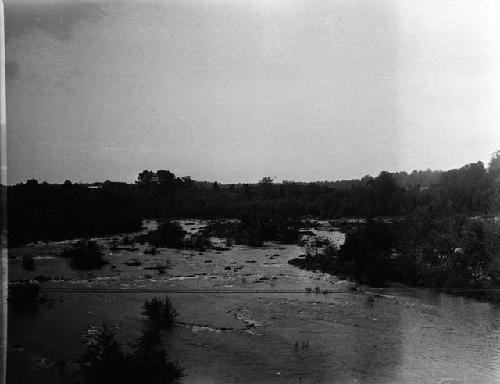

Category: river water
[7, 219, 500, 383]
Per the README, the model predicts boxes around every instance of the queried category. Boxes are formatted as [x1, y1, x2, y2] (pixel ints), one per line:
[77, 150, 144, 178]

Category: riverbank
[289, 216, 500, 303]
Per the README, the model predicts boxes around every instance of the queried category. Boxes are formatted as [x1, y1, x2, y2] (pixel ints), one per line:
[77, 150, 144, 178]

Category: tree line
[8, 152, 500, 245]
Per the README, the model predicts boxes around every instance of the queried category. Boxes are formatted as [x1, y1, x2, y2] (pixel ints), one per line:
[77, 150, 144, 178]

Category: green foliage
[80, 324, 124, 384]
[129, 159, 495, 221]
[334, 220, 394, 285]
[80, 323, 183, 384]
[142, 297, 178, 328]
[292, 216, 500, 301]
[8, 181, 143, 245]
[290, 220, 394, 286]
[128, 327, 183, 383]
[289, 244, 339, 272]
[8, 156, 500, 246]
[488, 150, 500, 175]
[145, 221, 186, 248]
[60, 239, 106, 270]
[185, 233, 212, 251]
[399, 216, 500, 296]
[204, 217, 300, 247]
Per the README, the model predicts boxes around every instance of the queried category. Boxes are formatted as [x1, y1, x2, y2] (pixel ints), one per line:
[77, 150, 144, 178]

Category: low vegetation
[80, 297, 182, 383]
[289, 244, 338, 274]
[8, 152, 500, 247]
[142, 297, 178, 328]
[80, 323, 183, 384]
[8, 181, 143, 245]
[184, 233, 212, 251]
[290, 215, 500, 301]
[203, 217, 301, 247]
[141, 221, 186, 248]
[60, 239, 107, 270]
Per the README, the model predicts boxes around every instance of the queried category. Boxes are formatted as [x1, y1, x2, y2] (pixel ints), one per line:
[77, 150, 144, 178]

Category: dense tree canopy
[7, 155, 500, 245]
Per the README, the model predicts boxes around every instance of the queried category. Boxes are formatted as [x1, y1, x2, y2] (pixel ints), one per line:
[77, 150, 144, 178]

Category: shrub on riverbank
[203, 217, 301, 247]
[184, 233, 212, 251]
[397, 215, 500, 299]
[60, 239, 106, 270]
[290, 215, 500, 300]
[289, 220, 394, 286]
[289, 244, 339, 273]
[333, 220, 395, 285]
[143, 221, 186, 248]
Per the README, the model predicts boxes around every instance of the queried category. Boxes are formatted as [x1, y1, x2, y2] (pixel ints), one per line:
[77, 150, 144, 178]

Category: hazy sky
[4, 0, 500, 184]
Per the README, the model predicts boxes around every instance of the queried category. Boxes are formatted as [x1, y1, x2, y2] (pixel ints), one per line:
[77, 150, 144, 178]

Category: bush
[289, 220, 394, 286]
[128, 326, 183, 383]
[277, 226, 300, 244]
[146, 222, 186, 248]
[80, 323, 125, 384]
[203, 218, 301, 247]
[289, 244, 338, 272]
[185, 233, 212, 251]
[333, 220, 394, 286]
[60, 239, 107, 270]
[80, 323, 183, 384]
[142, 297, 178, 328]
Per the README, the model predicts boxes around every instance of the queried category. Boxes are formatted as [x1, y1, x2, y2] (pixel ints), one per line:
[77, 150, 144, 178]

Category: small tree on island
[146, 221, 186, 248]
[60, 239, 106, 270]
[80, 323, 183, 384]
[142, 296, 178, 328]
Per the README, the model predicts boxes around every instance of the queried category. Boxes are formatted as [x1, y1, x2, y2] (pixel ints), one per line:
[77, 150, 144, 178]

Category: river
[7, 219, 500, 383]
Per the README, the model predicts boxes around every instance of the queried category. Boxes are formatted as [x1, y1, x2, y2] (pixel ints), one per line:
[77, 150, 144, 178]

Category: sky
[4, 0, 500, 184]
